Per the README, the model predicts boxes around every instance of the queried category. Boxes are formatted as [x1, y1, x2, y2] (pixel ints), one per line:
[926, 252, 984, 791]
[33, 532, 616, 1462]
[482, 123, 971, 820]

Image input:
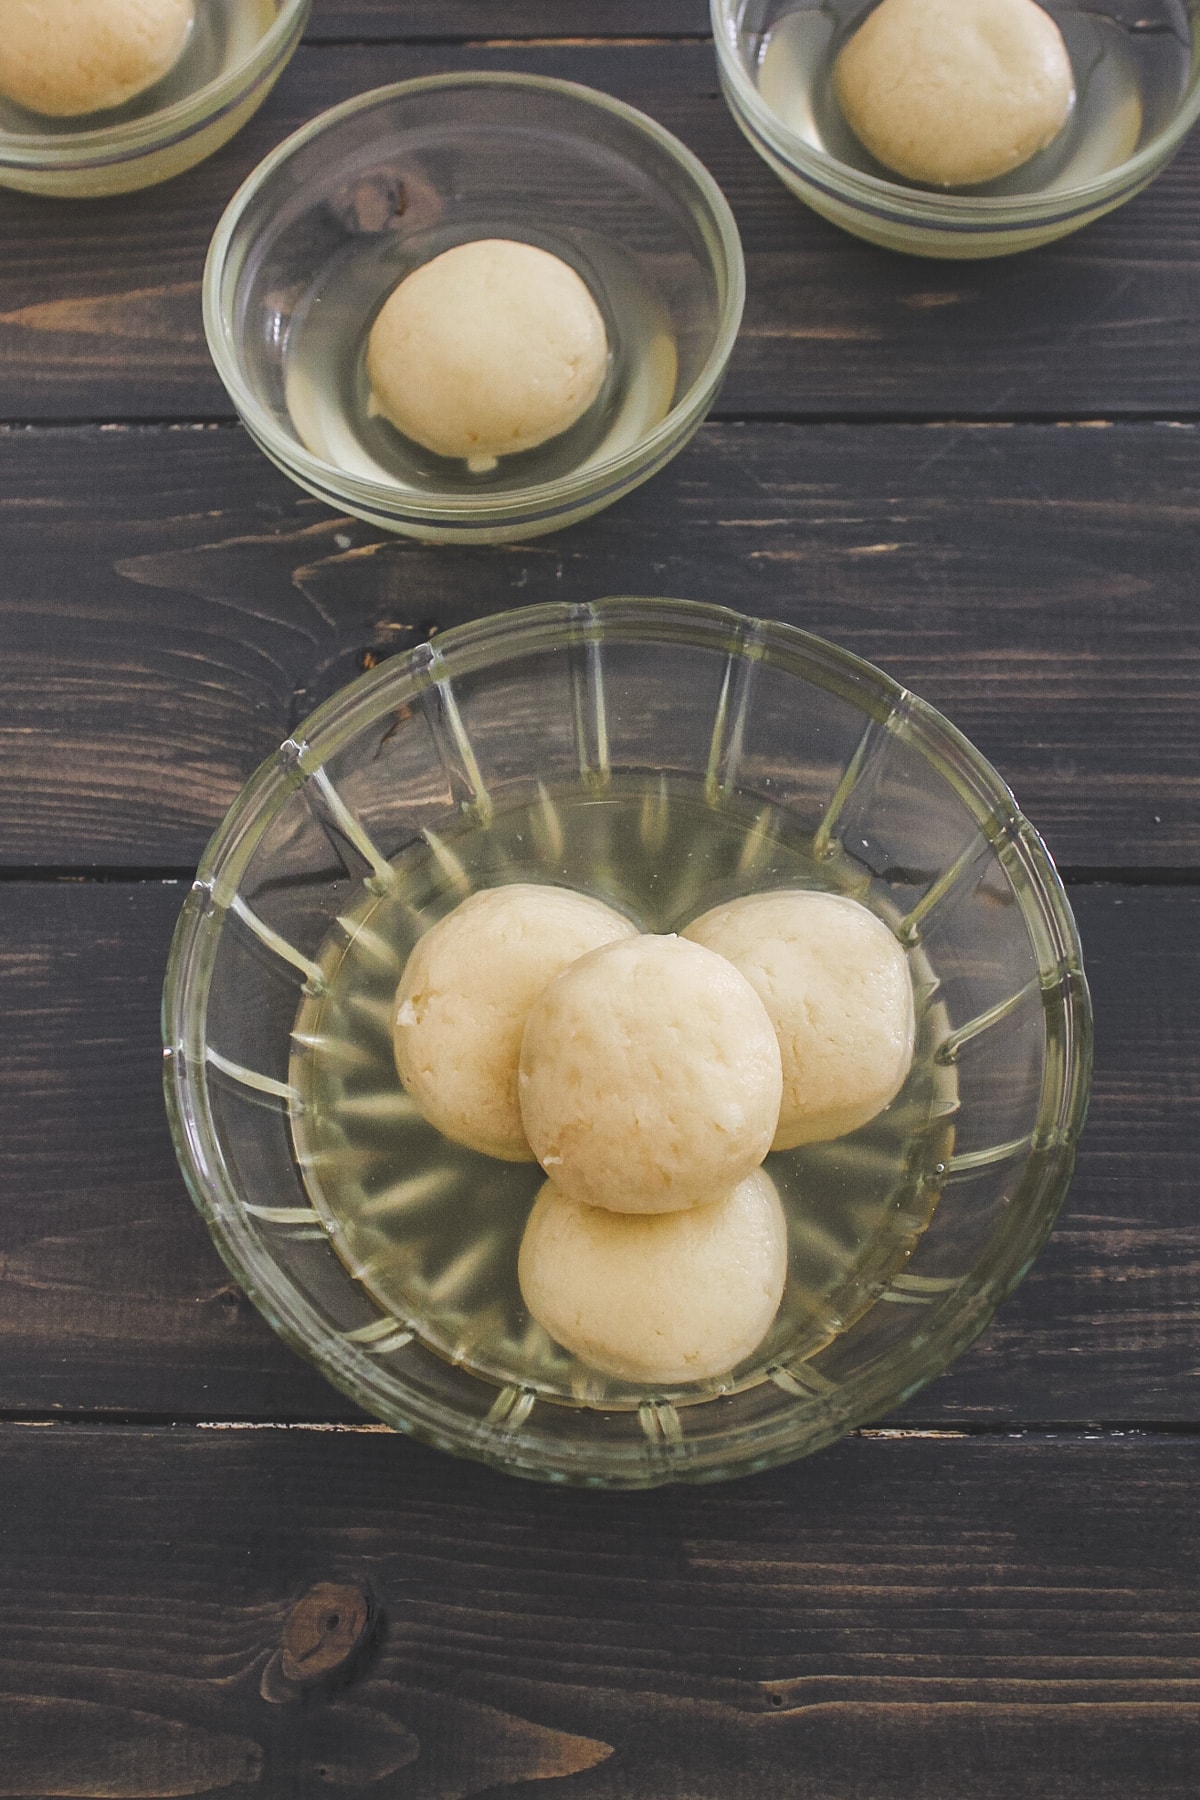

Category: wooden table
[3, 4, 1198, 1794]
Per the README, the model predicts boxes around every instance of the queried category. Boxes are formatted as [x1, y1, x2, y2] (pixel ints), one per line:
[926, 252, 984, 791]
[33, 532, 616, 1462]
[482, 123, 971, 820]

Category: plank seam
[3, 413, 1200, 431]
[707, 410, 1200, 426]
[2, 867, 1199, 887]
[3, 1415, 1200, 1438]
[301, 35, 715, 48]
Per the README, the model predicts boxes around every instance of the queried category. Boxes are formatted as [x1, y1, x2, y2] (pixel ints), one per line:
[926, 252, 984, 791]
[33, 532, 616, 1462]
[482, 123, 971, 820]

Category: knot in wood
[281, 1580, 374, 1686]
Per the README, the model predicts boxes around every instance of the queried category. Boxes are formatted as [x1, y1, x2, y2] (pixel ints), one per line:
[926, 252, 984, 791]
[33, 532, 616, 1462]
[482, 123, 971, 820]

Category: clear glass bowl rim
[163, 597, 1093, 1485]
[0, 0, 312, 171]
[202, 73, 747, 524]
[711, 0, 1200, 222]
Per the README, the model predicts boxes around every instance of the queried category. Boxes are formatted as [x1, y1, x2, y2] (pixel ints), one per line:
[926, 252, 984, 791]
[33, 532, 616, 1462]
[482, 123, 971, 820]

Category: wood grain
[2, 43, 1200, 421]
[0, 421, 1195, 869]
[0, 878, 351, 1420]
[0, 880, 1194, 1424]
[1, 1425, 1198, 1797]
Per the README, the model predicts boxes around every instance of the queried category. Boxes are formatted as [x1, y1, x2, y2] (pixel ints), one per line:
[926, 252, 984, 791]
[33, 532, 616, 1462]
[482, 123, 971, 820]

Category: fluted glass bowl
[203, 75, 744, 542]
[163, 599, 1091, 1487]
[714, 0, 1200, 257]
[0, 0, 310, 198]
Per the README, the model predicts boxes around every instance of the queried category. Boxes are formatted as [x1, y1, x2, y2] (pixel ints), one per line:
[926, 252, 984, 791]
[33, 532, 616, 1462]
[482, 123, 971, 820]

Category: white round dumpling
[0, 0, 194, 117]
[366, 239, 609, 473]
[393, 883, 635, 1162]
[833, 0, 1074, 188]
[518, 1169, 788, 1385]
[683, 889, 915, 1148]
[518, 933, 783, 1214]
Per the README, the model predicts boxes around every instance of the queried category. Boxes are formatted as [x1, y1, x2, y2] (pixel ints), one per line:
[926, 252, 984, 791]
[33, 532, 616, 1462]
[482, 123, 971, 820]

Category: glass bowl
[0, 0, 310, 198]
[163, 598, 1091, 1487]
[713, 0, 1200, 257]
[203, 75, 745, 543]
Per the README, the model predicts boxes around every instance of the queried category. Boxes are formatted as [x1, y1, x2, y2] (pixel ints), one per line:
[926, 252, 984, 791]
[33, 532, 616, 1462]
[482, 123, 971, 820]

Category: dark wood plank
[0, 879, 1194, 1424]
[1, 1425, 1198, 1798]
[2, 43, 1200, 421]
[306, 0, 711, 37]
[906, 882, 1200, 1423]
[0, 880, 350, 1420]
[0, 420, 1195, 869]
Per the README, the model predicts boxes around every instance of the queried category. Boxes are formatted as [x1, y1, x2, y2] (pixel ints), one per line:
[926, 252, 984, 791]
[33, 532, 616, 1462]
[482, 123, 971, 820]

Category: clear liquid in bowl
[755, 0, 1193, 192]
[0, 0, 278, 136]
[289, 777, 957, 1412]
[283, 224, 679, 496]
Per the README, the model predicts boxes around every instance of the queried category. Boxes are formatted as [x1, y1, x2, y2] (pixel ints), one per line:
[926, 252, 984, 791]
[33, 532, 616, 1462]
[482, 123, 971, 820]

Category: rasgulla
[833, 0, 1074, 188]
[0, 0, 194, 117]
[393, 883, 635, 1162]
[518, 933, 783, 1213]
[683, 889, 915, 1148]
[518, 1169, 788, 1384]
[366, 239, 609, 473]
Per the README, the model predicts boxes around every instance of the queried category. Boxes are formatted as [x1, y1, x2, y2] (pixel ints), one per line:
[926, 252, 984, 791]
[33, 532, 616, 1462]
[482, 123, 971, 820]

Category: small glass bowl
[163, 598, 1092, 1488]
[203, 75, 745, 543]
[713, 0, 1200, 257]
[0, 0, 311, 198]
